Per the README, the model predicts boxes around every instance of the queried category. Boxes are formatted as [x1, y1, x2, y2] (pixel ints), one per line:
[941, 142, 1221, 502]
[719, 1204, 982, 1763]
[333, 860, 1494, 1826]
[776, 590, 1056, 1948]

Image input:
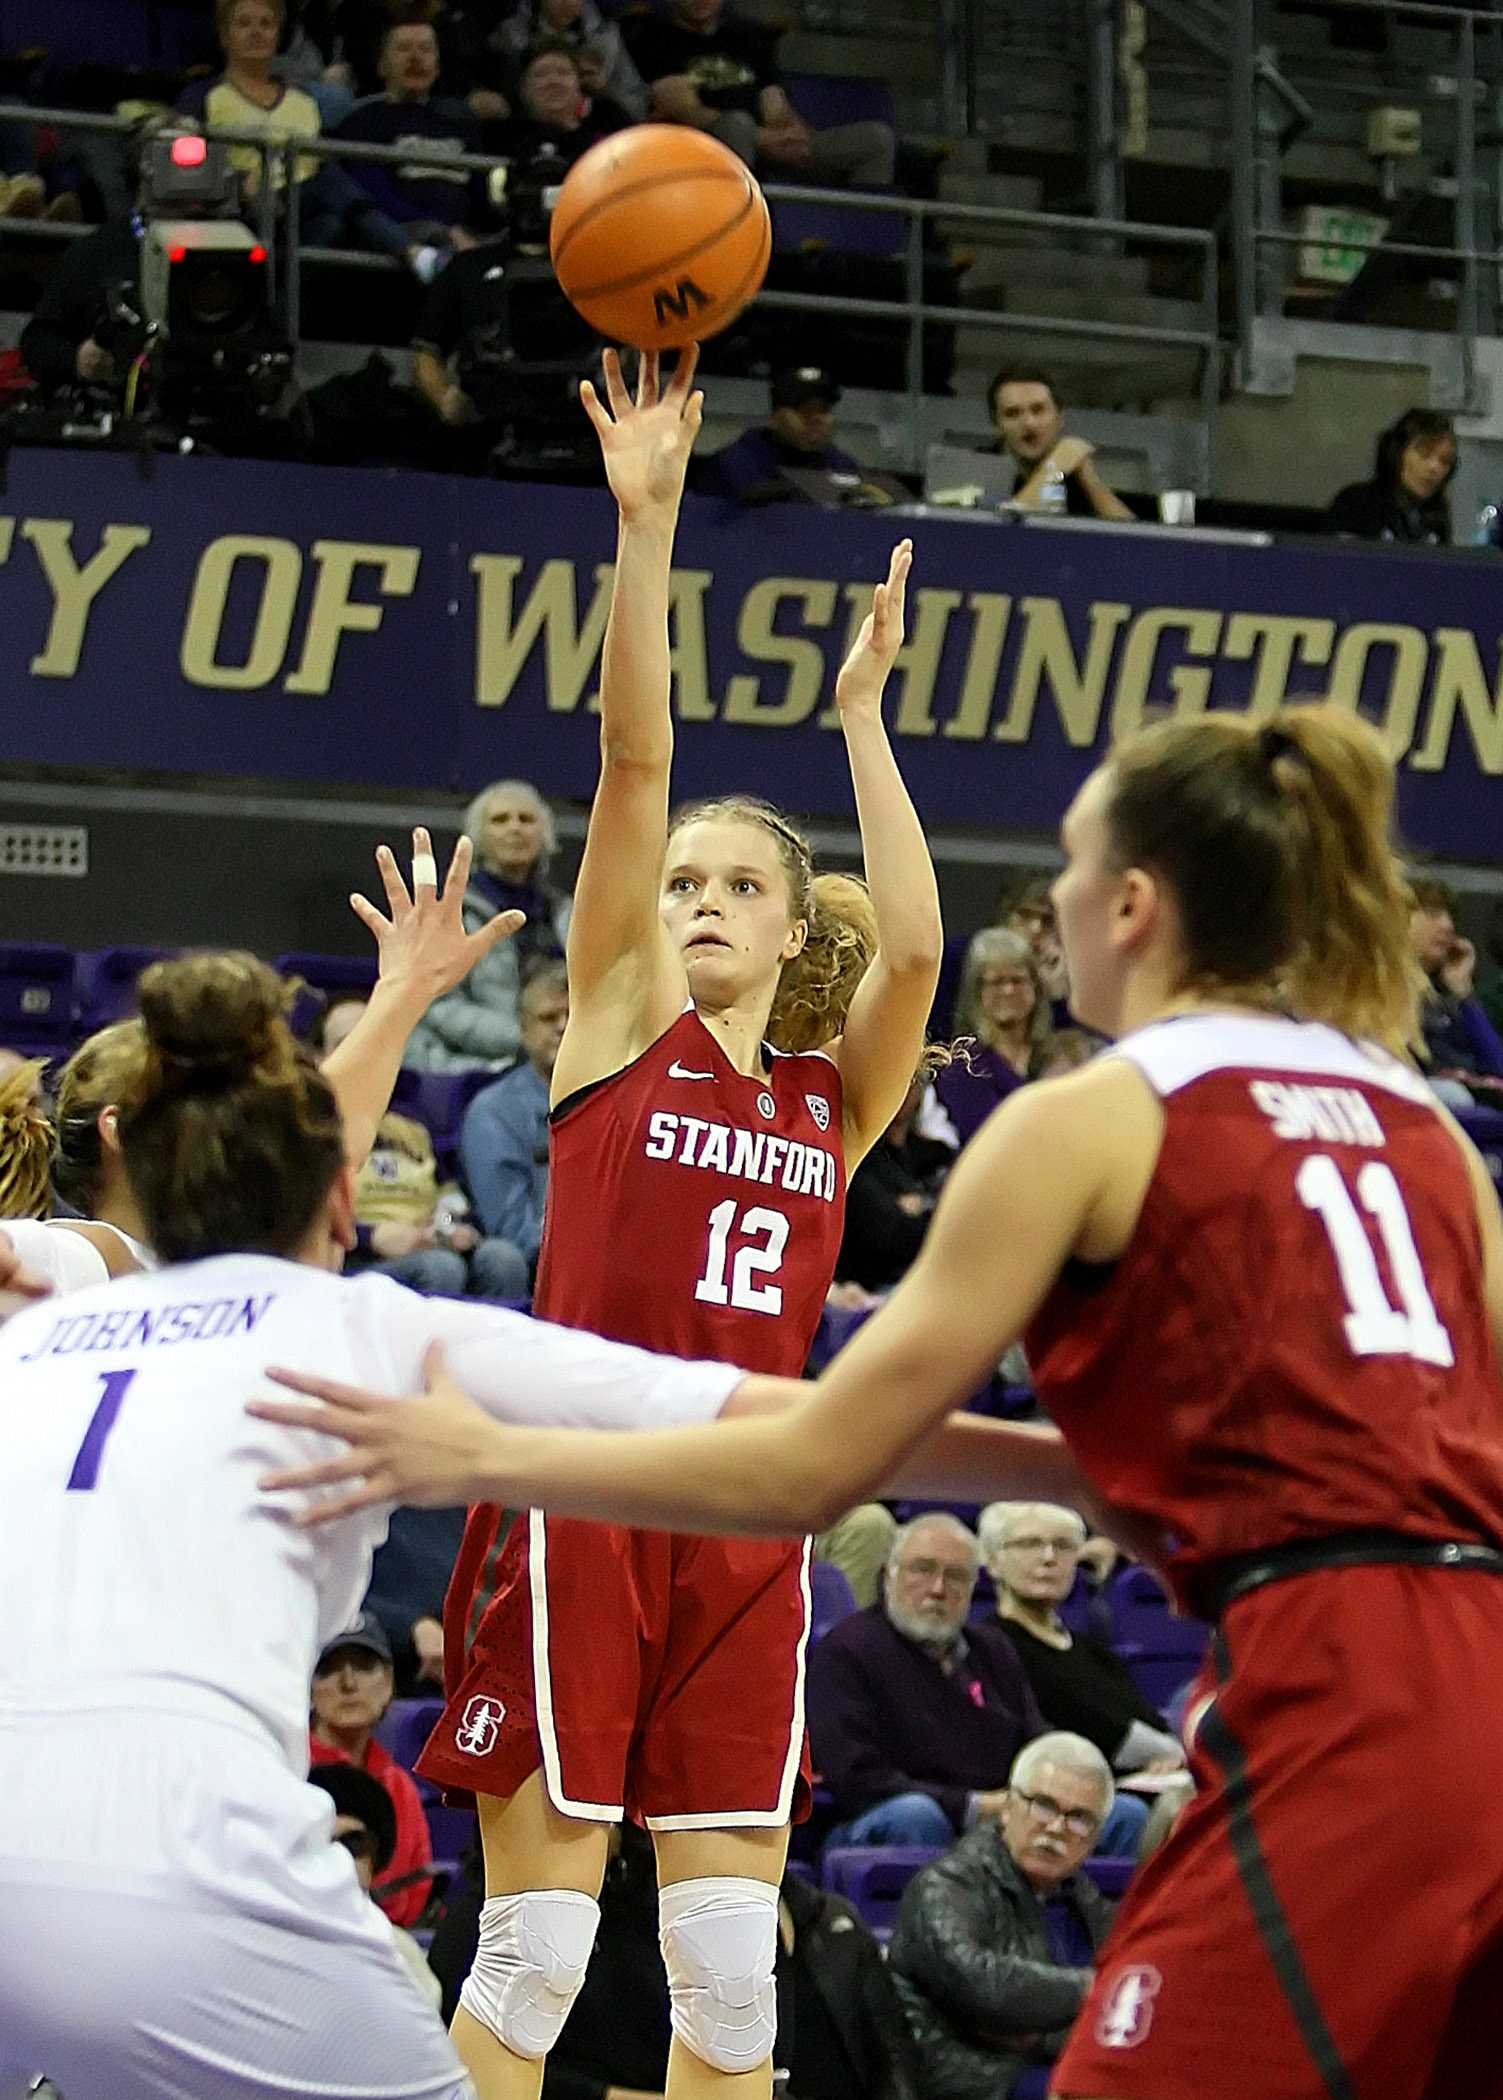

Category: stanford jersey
[425, 1011, 847, 1824]
[1026, 1011, 1503, 1615]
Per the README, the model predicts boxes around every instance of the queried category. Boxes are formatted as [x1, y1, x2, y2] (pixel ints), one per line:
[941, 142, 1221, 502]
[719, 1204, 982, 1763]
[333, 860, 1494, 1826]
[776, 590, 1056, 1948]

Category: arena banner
[1, 444, 1502, 857]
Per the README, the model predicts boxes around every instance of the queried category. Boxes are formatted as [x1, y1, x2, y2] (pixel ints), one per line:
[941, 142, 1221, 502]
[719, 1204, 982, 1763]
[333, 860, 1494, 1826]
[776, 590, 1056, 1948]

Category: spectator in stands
[332, 9, 490, 274]
[886, 1732, 1117, 2100]
[1324, 408, 1455, 545]
[403, 780, 570, 1068]
[815, 1503, 899, 1610]
[1410, 874, 1503, 1098]
[0, 1055, 48, 1220]
[457, 960, 567, 1286]
[988, 367, 1134, 521]
[307, 1760, 443, 2009]
[1478, 896, 1503, 1038]
[490, 0, 649, 121]
[178, 0, 434, 276]
[979, 1503, 1185, 1779]
[1032, 1027, 1097, 1079]
[491, 36, 632, 170]
[307, 1614, 435, 1929]
[701, 364, 865, 502]
[626, 0, 895, 188]
[362, 1499, 456, 1697]
[318, 993, 529, 1296]
[929, 928, 1050, 1149]
[807, 1512, 1048, 1851]
[836, 1077, 951, 1294]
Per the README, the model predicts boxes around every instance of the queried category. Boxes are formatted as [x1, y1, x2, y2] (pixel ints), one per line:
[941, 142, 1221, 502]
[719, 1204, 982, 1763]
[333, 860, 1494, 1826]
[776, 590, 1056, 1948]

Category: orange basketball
[550, 125, 772, 351]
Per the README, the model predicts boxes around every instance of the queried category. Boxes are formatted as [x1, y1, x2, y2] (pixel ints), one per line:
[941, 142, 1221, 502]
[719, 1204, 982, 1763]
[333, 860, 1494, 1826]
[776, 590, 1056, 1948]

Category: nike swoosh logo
[668, 1061, 715, 1081]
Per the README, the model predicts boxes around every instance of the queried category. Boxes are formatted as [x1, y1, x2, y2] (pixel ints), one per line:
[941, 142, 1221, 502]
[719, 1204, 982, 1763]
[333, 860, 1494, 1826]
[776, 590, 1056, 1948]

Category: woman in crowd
[1323, 406, 1456, 545]
[404, 780, 571, 1073]
[929, 925, 1050, 1147]
[267, 702, 1503, 2100]
[978, 1501, 1184, 1776]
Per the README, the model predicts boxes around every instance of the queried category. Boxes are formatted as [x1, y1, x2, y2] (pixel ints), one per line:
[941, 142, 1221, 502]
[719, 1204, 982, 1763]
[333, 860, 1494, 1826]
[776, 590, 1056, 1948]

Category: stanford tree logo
[1094, 1963, 1162, 2049]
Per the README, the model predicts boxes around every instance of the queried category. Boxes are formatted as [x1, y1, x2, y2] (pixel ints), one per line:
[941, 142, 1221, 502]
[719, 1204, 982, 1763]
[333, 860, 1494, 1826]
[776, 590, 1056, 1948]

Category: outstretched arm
[829, 541, 944, 1163]
[322, 828, 523, 1168]
[552, 348, 705, 1101]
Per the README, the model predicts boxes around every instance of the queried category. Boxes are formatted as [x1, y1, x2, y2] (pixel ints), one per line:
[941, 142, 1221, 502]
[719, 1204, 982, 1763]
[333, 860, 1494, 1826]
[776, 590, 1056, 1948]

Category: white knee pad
[457, 1888, 600, 2060]
[658, 1875, 780, 2075]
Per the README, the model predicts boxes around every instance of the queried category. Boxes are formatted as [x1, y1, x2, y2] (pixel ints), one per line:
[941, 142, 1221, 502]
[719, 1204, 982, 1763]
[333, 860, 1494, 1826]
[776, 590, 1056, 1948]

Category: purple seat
[77, 945, 176, 1034]
[889, 1498, 983, 1531]
[820, 1845, 943, 1934]
[392, 1065, 501, 1179]
[425, 1800, 477, 1859]
[1110, 1564, 1209, 1709]
[809, 1558, 859, 1645]
[0, 942, 77, 1052]
[374, 1695, 444, 1770]
[1082, 1853, 1134, 1898]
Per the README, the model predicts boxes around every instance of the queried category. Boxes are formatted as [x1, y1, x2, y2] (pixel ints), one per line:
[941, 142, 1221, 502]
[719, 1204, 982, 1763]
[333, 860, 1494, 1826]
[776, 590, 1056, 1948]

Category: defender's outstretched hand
[834, 538, 913, 716]
[0, 1225, 51, 1325]
[352, 827, 525, 1007]
[250, 1344, 502, 1522]
[580, 346, 703, 525]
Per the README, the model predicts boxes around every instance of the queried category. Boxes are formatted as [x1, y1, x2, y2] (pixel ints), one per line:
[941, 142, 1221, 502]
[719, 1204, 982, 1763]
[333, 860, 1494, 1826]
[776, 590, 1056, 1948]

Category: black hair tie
[1258, 724, 1300, 769]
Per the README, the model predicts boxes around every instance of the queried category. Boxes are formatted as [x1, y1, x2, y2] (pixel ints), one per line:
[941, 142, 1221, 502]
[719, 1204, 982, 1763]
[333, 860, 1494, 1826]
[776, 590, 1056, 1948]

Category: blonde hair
[953, 926, 1050, 1053]
[977, 1500, 1087, 1567]
[52, 1021, 148, 1216]
[667, 798, 879, 1053]
[0, 1058, 52, 1219]
[1105, 704, 1423, 1055]
[462, 778, 557, 875]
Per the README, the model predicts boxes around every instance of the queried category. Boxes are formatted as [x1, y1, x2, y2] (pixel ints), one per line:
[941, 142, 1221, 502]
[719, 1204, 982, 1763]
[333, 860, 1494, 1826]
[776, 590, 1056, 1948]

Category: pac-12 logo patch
[804, 1093, 830, 1131]
[757, 1091, 776, 1120]
[1094, 1964, 1162, 2049]
[456, 1695, 507, 1756]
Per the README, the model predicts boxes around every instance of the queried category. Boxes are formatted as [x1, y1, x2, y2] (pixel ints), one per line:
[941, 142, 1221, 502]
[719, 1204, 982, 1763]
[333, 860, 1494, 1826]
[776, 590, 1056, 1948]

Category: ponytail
[770, 871, 879, 1053]
[0, 1058, 53, 1219]
[1104, 704, 1421, 1054]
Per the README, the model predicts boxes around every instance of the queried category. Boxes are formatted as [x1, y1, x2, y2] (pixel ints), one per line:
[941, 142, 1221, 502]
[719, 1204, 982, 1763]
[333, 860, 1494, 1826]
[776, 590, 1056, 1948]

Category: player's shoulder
[1109, 1010, 1433, 1108]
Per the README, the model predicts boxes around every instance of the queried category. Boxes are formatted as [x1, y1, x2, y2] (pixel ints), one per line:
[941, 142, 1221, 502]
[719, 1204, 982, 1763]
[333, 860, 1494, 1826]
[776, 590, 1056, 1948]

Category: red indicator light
[170, 134, 207, 167]
[249, 244, 267, 263]
[168, 244, 188, 263]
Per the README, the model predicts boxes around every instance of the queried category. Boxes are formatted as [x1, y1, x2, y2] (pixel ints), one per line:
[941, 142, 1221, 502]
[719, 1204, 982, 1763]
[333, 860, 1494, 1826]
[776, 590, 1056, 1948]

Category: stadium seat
[391, 1066, 504, 1179]
[424, 1800, 478, 1860]
[1110, 1564, 1209, 1709]
[76, 945, 176, 1034]
[809, 1557, 859, 1644]
[0, 942, 78, 1053]
[1082, 1853, 1135, 1898]
[274, 951, 379, 1039]
[374, 1695, 444, 1770]
[820, 1844, 943, 1935]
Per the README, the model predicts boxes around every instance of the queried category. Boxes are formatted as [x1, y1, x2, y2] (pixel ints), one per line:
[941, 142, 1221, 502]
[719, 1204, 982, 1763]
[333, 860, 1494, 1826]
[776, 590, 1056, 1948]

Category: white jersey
[0, 1254, 740, 1778]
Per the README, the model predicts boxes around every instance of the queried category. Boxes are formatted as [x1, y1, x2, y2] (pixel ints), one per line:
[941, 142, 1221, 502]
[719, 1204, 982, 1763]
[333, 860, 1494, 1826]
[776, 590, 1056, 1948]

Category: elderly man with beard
[806, 1513, 1048, 1852]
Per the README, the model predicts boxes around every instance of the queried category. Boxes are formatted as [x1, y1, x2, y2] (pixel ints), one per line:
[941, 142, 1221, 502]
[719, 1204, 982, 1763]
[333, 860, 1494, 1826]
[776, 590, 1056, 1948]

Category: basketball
[550, 125, 772, 351]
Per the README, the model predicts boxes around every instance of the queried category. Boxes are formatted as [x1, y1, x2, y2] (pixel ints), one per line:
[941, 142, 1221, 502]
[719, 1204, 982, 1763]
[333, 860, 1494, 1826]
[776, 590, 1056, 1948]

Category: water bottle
[1036, 460, 1068, 515]
[1472, 502, 1500, 548]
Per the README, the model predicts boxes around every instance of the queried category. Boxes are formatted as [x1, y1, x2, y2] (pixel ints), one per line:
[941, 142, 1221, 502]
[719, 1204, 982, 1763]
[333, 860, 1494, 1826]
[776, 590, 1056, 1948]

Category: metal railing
[0, 101, 1221, 472]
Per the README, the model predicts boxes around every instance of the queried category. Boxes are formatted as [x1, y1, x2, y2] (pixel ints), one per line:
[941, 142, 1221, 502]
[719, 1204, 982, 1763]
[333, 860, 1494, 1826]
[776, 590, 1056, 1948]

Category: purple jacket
[806, 1605, 1047, 1833]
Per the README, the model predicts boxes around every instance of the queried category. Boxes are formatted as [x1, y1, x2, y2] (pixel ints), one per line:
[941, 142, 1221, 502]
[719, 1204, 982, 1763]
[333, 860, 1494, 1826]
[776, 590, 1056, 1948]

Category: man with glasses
[887, 1732, 1117, 2100]
[807, 1512, 1047, 1852]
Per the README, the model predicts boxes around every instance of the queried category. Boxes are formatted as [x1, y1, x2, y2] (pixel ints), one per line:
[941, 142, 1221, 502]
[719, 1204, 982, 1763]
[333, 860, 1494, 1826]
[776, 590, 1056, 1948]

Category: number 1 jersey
[534, 1008, 847, 1373]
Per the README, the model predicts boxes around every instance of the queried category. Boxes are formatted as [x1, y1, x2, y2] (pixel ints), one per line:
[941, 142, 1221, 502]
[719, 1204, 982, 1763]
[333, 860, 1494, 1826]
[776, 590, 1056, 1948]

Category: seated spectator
[362, 1502, 461, 1696]
[807, 1512, 1046, 1851]
[1410, 874, 1503, 1099]
[1479, 895, 1503, 1038]
[178, 0, 432, 276]
[701, 364, 864, 502]
[1324, 408, 1455, 544]
[491, 0, 649, 121]
[836, 1078, 951, 1293]
[887, 1732, 1117, 2100]
[1032, 1026, 1097, 1079]
[318, 993, 530, 1297]
[929, 928, 1050, 1148]
[307, 1614, 435, 1928]
[306, 1760, 442, 2009]
[626, 0, 895, 189]
[458, 960, 567, 1282]
[989, 367, 1134, 521]
[403, 779, 570, 1069]
[332, 8, 490, 274]
[491, 36, 632, 170]
[0, 1054, 48, 1220]
[979, 1503, 1185, 1778]
[815, 1502, 899, 1610]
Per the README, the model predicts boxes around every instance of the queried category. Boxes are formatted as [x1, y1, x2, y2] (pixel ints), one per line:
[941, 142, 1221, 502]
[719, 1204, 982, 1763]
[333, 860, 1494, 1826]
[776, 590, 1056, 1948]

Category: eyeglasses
[1013, 1789, 1101, 1840]
[896, 1556, 976, 1591]
[1000, 1536, 1080, 1557]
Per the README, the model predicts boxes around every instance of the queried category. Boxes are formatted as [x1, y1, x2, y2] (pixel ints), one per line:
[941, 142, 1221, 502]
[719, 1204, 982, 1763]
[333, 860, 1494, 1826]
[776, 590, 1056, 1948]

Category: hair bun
[136, 952, 286, 1084]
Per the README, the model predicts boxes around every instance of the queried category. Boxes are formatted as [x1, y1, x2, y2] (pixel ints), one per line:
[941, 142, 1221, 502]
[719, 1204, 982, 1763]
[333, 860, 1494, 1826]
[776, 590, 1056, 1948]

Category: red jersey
[533, 1007, 846, 1371]
[1026, 1012, 1503, 1615]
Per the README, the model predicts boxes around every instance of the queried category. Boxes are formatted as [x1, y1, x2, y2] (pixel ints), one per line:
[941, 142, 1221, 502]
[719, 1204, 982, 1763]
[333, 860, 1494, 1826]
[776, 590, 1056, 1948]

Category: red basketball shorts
[416, 1510, 813, 1828]
[1052, 1562, 1503, 2100]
